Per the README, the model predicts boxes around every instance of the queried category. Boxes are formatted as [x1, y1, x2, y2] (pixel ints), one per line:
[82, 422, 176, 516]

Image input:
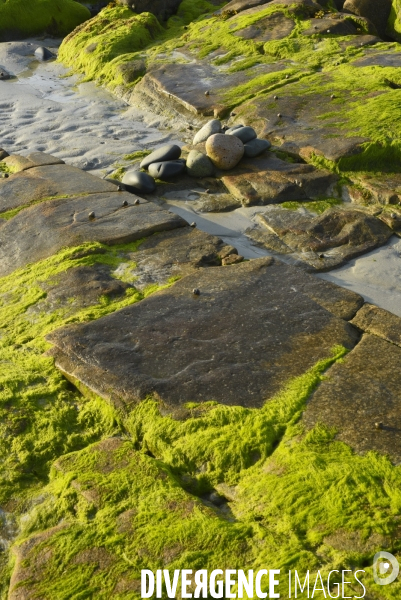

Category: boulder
[148, 160, 186, 179]
[343, 0, 391, 38]
[121, 170, 156, 193]
[140, 144, 181, 169]
[193, 119, 221, 145]
[186, 151, 215, 177]
[206, 133, 244, 170]
[115, 59, 146, 84]
[117, 0, 182, 21]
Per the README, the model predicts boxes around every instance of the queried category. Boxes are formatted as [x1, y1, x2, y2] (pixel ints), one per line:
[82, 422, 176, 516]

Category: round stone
[243, 138, 271, 158]
[192, 288, 200, 295]
[122, 170, 156, 194]
[186, 150, 215, 177]
[226, 126, 257, 144]
[193, 119, 221, 145]
[148, 160, 186, 179]
[206, 133, 244, 170]
[140, 144, 182, 169]
[88, 211, 95, 219]
[34, 46, 55, 61]
[225, 124, 244, 134]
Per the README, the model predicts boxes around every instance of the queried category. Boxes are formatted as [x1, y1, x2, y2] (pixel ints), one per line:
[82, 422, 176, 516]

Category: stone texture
[2, 152, 64, 172]
[0, 164, 116, 214]
[206, 133, 244, 170]
[0, 192, 186, 277]
[302, 16, 358, 36]
[193, 119, 221, 145]
[186, 150, 215, 177]
[303, 334, 401, 464]
[115, 227, 236, 289]
[140, 144, 181, 169]
[117, 0, 182, 21]
[250, 206, 393, 270]
[221, 154, 337, 205]
[232, 10, 295, 42]
[46, 257, 359, 411]
[115, 59, 146, 84]
[0, 147, 9, 160]
[351, 303, 401, 347]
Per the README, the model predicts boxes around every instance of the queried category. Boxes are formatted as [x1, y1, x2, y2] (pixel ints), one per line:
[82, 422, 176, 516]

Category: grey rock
[0, 192, 186, 277]
[343, 0, 391, 39]
[193, 119, 222, 145]
[121, 170, 156, 194]
[226, 126, 257, 143]
[34, 47, 55, 62]
[148, 160, 186, 179]
[2, 152, 64, 173]
[0, 68, 11, 80]
[0, 164, 116, 214]
[351, 303, 401, 348]
[140, 144, 181, 169]
[46, 257, 359, 410]
[186, 151, 215, 177]
[0, 147, 9, 160]
[244, 138, 271, 158]
[302, 334, 401, 462]
[225, 125, 244, 134]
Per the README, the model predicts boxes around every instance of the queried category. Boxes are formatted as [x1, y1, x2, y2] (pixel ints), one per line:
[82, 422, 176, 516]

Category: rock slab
[47, 257, 359, 411]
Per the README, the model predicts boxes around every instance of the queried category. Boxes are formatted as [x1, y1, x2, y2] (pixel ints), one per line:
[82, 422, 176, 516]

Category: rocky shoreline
[1, 1, 401, 598]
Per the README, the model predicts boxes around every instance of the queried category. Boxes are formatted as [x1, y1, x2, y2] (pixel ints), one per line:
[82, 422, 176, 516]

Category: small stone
[327, 30, 331, 33]
[88, 211, 95, 220]
[391, 213, 398, 219]
[193, 119, 221, 145]
[205, 90, 210, 96]
[140, 144, 181, 169]
[226, 126, 257, 144]
[206, 133, 244, 171]
[192, 288, 200, 295]
[186, 150, 215, 178]
[122, 170, 156, 194]
[134, 199, 140, 205]
[331, 94, 335, 99]
[34, 46, 55, 61]
[205, 189, 211, 194]
[230, 112, 236, 117]
[225, 124, 244, 134]
[243, 138, 271, 158]
[222, 254, 244, 266]
[122, 199, 129, 206]
[188, 125, 193, 130]
[274, 95, 278, 100]
[285, 74, 289, 79]
[277, 113, 282, 118]
[190, 222, 196, 227]
[148, 160, 186, 179]
[118, 185, 123, 191]
[375, 422, 383, 430]
[319, 253, 325, 259]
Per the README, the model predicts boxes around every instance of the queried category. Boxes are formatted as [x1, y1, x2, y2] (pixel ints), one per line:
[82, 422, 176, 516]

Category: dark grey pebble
[140, 144, 182, 169]
[225, 124, 244, 134]
[122, 170, 156, 194]
[34, 46, 55, 61]
[88, 211, 95, 219]
[243, 138, 271, 158]
[226, 126, 257, 143]
[148, 160, 186, 179]
[193, 288, 200, 295]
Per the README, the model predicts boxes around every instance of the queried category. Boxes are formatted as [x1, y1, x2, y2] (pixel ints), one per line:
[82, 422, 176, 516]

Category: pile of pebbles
[119, 119, 271, 195]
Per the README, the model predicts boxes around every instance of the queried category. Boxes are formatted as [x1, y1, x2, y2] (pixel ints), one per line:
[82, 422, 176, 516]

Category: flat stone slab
[2, 151, 64, 172]
[302, 334, 401, 464]
[352, 52, 401, 67]
[351, 303, 401, 347]
[0, 164, 117, 214]
[116, 227, 235, 289]
[248, 206, 393, 270]
[47, 257, 359, 411]
[221, 155, 337, 205]
[0, 192, 187, 277]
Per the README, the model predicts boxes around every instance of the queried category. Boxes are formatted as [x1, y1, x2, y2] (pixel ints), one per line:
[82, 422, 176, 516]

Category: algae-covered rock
[0, 0, 91, 41]
[117, 0, 182, 21]
[344, 0, 391, 38]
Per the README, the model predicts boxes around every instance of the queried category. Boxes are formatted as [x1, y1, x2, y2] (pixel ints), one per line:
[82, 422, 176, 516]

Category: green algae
[0, 0, 90, 40]
[281, 198, 343, 214]
[6, 344, 401, 598]
[0, 240, 179, 515]
[123, 150, 151, 161]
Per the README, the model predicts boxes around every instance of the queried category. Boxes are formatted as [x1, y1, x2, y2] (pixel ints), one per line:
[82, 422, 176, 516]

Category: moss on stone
[281, 198, 343, 213]
[0, 0, 90, 40]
